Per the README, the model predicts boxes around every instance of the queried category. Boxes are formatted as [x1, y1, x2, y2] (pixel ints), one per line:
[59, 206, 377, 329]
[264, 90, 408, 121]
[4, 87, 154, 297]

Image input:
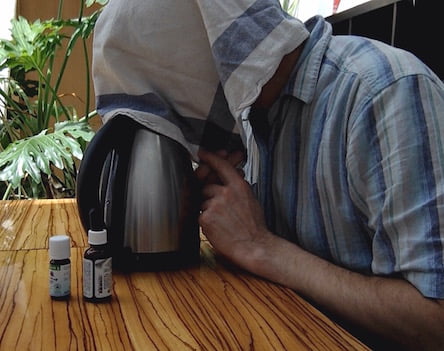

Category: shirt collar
[283, 16, 333, 104]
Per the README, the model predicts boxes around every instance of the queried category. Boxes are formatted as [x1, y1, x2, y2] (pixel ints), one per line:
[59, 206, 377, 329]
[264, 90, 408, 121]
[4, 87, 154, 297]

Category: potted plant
[0, 0, 107, 199]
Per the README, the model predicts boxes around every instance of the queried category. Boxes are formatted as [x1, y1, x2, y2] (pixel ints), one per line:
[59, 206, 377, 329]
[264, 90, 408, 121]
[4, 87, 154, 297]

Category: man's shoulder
[326, 35, 438, 93]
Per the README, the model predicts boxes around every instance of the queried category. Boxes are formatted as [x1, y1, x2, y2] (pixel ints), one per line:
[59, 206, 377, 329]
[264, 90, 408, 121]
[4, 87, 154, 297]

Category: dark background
[326, 0, 443, 80]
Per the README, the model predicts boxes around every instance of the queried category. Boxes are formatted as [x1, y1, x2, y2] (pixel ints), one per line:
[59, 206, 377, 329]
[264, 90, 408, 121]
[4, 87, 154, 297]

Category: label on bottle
[49, 262, 71, 297]
[94, 257, 112, 298]
[83, 257, 112, 299]
[83, 258, 93, 298]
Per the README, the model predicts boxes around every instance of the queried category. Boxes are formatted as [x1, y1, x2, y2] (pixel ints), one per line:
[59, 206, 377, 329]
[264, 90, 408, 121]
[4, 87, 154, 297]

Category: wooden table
[0, 199, 369, 350]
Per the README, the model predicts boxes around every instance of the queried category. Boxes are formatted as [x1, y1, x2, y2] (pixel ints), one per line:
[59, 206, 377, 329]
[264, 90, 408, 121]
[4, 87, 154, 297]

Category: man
[197, 17, 444, 351]
[93, 0, 444, 349]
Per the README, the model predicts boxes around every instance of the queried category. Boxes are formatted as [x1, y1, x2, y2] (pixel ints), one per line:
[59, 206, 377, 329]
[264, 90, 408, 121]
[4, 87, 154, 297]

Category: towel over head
[93, 0, 309, 159]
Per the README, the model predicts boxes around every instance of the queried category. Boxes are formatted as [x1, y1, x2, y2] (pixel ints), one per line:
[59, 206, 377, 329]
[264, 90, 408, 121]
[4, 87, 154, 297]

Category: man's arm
[197, 150, 444, 350]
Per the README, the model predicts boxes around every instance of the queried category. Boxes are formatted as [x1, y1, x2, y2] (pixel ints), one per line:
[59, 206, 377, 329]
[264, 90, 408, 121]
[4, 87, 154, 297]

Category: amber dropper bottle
[83, 209, 112, 302]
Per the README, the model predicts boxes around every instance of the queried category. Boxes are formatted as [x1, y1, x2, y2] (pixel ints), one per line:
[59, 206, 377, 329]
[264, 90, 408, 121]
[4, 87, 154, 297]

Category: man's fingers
[195, 163, 212, 181]
[201, 183, 221, 199]
[196, 149, 242, 183]
[198, 149, 242, 185]
[216, 150, 229, 159]
[227, 150, 245, 168]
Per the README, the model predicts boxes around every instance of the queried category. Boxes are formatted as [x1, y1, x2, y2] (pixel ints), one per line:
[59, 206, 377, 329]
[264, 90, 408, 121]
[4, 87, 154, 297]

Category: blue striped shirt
[252, 16, 444, 298]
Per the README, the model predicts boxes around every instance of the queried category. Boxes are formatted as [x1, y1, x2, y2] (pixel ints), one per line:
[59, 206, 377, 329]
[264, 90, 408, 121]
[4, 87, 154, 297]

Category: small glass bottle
[83, 209, 112, 302]
[49, 235, 71, 300]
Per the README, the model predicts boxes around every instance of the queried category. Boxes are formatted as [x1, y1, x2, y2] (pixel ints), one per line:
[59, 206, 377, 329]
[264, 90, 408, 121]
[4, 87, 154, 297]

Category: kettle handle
[76, 115, 138, 231]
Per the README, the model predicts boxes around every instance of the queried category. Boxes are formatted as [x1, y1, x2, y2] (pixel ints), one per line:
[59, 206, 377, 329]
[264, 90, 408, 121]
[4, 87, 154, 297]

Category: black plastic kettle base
[115, 248, 201, 272]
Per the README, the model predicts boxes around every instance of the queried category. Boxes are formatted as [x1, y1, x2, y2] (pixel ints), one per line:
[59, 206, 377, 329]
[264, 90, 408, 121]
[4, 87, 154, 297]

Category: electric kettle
[76, 115, 201, 271]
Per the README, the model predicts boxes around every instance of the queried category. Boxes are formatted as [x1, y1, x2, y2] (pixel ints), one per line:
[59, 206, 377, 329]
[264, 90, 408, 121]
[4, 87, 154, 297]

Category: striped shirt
[252, 16, 444, 299]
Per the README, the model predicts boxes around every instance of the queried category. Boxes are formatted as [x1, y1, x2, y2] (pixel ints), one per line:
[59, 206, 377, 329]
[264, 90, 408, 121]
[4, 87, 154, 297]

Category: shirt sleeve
[347, 74, 444, 299]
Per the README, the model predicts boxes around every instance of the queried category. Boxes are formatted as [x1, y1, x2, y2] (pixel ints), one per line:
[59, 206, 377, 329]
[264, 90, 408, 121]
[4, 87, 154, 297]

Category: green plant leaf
[54, 119, 95, 156]
[86, 0, 108, 7]
[0, 17, 64, 72]
[0, 121, 94, 189]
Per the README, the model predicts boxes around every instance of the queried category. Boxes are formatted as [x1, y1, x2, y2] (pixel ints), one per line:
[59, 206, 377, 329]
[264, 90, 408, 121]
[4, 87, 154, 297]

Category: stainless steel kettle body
[123, 127, 195, 253]
[76, 116, 200, 271]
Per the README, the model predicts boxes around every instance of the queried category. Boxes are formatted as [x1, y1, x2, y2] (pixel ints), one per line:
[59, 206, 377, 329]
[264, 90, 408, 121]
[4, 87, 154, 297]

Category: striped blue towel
[92, 0, 308, 160]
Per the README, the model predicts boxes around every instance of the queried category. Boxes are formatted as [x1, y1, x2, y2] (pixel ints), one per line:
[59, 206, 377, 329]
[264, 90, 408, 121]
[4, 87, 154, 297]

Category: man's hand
[196, 149, 274, 269]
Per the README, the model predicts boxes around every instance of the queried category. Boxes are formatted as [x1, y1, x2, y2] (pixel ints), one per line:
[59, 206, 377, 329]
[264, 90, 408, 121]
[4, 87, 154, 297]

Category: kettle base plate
[113, 248, 201, 272]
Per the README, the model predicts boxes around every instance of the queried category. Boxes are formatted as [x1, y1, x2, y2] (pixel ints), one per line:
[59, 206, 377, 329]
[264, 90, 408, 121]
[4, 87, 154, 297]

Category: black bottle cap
[89, 208, 105, 231]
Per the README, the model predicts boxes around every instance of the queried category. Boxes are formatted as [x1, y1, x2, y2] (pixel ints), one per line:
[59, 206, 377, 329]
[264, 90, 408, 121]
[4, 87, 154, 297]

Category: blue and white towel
[92, 0, 309, 160]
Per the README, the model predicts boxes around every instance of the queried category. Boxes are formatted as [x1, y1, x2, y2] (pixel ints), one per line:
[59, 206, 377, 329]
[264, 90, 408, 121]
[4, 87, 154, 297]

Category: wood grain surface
[0, 199, 370, 350]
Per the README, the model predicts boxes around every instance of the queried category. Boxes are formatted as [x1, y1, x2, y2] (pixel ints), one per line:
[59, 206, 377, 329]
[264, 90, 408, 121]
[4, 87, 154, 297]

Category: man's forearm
[247, 234, 444, 350]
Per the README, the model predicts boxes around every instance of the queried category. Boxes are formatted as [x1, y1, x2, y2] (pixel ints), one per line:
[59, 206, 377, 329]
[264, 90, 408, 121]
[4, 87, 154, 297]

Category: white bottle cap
[88, 229, 107, 245]
[49, 235, 71, 260]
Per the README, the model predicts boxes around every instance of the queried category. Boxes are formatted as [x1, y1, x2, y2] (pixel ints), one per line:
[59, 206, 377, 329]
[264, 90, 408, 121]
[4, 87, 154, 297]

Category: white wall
[1, 0, 17, 116]
[336, 0, 369, 13]
[295, 0, 370, 21]
[0, 0, 16, 43]
[296, 0, 333, 21]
